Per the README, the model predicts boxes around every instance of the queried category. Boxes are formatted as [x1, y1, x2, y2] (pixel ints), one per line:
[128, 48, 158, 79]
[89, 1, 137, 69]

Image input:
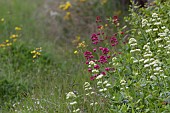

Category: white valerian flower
[86, 93, 90, 96]
[154, 22, 161, 25]
[150, 75, 157, 80]
[99, 89, 104, 92]
[106, 83, 111, 87]
[92, 69, 99, 73]
[103, 88, 107, 91]
[146, 29, 152, 33]
[91, 92, 95, 94]
[97, 81, 102, 85]
[135, 49, 141, 52]
[89, 61, 95, 65]
[144, 59, 150, 64]
[158, 33, 166, 37]
[84, 82, 90, 88]
[88, 65, 91, 67]
[73, 108, 80, 112]
[154, 38, 162, 42]
[70, 101, 77, 105]
[164, 29, 169, 33]
[142, 19, 148, 27]
[152, 13, 158, 18]
[129, 38, 137, 44]
[144, 64, 150, 68]
[103, 80, 108, 84]
[89, 87, 92, 90]
[164, 37, 169, 40]
[96, 74, 103, 79]
[151, 19, 156, 22]
[139, 59, 144, 62]
[158, 44, 164, 47]
[143, 53, 152, 57]
[66, 92, 76, 99]
[130, 43, 137, 46]
[90, 103, 94, 106]
[161, 26, 166, 29]
[130, 50, 136, 53]
[154, 67, 161, 71]
[133, 60, 138, 63]
[85, 88, 89, 91]
[153, 28, 158, 31]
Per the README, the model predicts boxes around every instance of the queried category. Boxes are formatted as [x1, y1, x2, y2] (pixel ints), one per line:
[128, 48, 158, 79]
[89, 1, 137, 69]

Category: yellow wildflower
[15, 27, 22, 31]
[59, 1, 72, 11]
[10, 34, 18, 39]
[31, 50, 36, 54]
[64, 12, 71, 20]
[6, 43, 12, 46]
[33, 55, 36, 58]
[1, 18, 4, 22]
[74, 50, 78, 54]
[5, 40, 9, 43]
[77, 41, 86, 48]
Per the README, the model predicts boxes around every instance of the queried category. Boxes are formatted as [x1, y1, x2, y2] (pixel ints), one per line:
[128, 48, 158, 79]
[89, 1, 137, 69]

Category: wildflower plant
[67, 1, 170, 112]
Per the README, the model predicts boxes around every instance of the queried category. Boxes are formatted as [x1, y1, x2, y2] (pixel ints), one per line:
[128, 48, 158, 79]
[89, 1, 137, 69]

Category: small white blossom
[144, 59, 150, 63]
[161, 26, 166, 29]
[158, 33, 166, 37]
[152, 13, 158, 18]
[89, 61, 95, 65]
[106, 83, 111, 87]
[144, 64, 150, 68]
[96, 74, 103, 79]
[146, 29, 152, 33]
[97, 81, 102, 85]
[154, 22, 161, 25]
[66, 92, 76, 99]
[103, 80, 108, 84]
[154, 38, 162, 42]
[70, 101, 77, 105]
[73, 108, 80, 112]
[129, 38, 137, 44]
[84, 82, 90, 88]
[150, 75, 157, 80]
[153, 28, 158, 31]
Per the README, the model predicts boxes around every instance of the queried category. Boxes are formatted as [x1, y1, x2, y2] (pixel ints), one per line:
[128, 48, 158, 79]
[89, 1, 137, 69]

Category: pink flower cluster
[84, 16, 126, 80]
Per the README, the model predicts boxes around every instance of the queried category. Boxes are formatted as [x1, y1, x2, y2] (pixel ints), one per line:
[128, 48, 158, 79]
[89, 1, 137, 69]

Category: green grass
[0, 0, 89, 112]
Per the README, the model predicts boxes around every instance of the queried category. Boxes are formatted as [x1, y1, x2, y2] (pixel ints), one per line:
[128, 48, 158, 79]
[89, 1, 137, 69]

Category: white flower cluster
[97, 79, 111, 92]
[88, 60, 99, 73]
[142, 13, 162, 33]
[129, 38, 141, 63]
[66, 92, 76, 99]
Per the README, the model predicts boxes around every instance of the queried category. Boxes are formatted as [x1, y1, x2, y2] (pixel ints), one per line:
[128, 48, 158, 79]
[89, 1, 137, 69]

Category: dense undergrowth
[0, 0, 170, 113]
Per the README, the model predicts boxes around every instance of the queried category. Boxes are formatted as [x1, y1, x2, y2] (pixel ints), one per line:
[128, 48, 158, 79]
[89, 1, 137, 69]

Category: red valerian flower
[99, 55, 107, 64]
[94, 64, 100, 69]
[96, 16, 102, 23]
[91, 33, 99, 44]
[110, 36, 118, 46]
[84, 51, 94, 60]
[105, 67, 110, 71]
[102, 48, 109, 54]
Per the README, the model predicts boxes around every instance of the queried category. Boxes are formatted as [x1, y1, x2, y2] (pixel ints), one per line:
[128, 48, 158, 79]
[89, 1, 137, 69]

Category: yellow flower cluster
[0, 22, 21, 48]
[59, 1, 72, 11]
[64, 12, 71, 20]
[77, 41, 86, 48]
[31, 47, 42, 62]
